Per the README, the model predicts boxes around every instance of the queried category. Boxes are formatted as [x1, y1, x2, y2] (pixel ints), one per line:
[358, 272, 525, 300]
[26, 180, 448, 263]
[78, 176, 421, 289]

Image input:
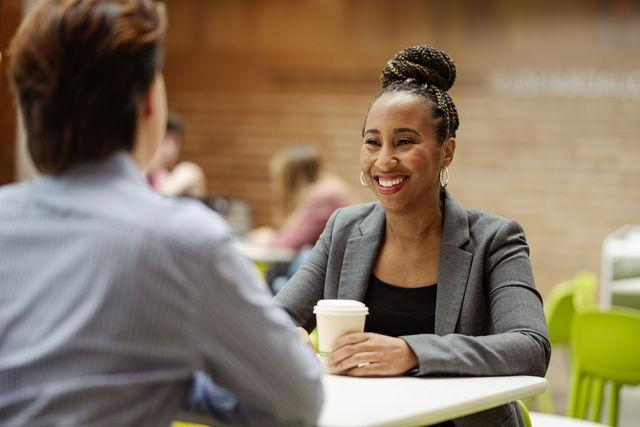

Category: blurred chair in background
[546, 272, 598, 345]
[567, 308, 640, 426]
[533, 271, 598, 413]
[146, 111, 207, 198]
[533, 307, 640, 426]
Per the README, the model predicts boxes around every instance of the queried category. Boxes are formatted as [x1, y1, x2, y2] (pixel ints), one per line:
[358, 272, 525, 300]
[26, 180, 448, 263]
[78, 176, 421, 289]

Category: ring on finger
[357, 362, 371, 368]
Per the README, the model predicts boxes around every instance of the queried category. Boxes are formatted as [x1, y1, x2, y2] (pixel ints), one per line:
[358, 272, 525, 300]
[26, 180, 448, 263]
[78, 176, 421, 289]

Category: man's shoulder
[0, 181, 30, 211]
[142, 196, 232, 252]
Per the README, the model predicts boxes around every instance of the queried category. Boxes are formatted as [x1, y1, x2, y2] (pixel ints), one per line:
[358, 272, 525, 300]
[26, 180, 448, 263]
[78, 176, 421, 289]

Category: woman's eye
[364, 139, 380, 146]
[397, 139, 413, 146]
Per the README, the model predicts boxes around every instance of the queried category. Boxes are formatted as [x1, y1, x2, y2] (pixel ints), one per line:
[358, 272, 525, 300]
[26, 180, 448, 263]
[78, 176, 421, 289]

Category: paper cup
[313, 299, 369, 359]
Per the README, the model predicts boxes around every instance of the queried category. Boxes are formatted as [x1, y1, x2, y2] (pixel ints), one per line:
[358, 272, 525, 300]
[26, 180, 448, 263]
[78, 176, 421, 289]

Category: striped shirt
[0, 152, 322, 427]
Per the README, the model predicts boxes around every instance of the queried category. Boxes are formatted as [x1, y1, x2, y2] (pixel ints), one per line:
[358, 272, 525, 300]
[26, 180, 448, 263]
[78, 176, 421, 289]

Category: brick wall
[163, 0, 640, 296]
[0, 0, 21, 184]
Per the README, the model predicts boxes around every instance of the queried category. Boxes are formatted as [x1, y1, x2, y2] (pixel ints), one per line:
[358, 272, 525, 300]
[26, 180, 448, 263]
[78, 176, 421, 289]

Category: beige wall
[163, 0, 640, 296]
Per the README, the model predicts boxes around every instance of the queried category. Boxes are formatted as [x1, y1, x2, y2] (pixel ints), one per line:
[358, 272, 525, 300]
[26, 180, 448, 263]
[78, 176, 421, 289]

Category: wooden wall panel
[0, 0, 21, 185]
[163, 0, 640, 296]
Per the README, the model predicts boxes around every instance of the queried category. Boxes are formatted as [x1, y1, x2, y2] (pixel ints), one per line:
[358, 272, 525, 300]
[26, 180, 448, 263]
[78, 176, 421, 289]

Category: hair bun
[381, 45, 456, 92]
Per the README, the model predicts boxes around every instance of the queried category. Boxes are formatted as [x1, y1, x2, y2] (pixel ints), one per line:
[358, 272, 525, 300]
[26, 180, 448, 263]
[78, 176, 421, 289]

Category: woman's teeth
[378, 177, 405, 187]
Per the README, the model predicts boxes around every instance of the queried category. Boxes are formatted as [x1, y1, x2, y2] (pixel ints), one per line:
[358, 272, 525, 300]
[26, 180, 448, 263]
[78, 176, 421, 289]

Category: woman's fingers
[345, 361, 387, 377]
[328, 333, 374, 367]
[327, 351, 378, 375]
[327, 333, 419, 376]
[332, 332, 369, 351]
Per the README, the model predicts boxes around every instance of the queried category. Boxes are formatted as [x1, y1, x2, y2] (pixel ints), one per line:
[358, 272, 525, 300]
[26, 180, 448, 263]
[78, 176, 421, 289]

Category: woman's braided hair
[379, 45, 460, 143]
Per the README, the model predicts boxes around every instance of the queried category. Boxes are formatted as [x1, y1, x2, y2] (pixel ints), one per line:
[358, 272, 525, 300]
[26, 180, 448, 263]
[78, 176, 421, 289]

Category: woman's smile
[373, 174, 410, 195]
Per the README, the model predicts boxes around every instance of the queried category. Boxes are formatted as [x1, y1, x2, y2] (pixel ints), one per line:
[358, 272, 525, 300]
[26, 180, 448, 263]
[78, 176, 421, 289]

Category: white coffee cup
[313, 299, 369, 359]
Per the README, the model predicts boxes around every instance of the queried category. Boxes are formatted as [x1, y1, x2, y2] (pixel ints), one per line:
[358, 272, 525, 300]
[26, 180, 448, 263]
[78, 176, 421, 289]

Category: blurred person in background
[0, 1, 322, 426]
[275, 45, 550, 426]
[248, 144, 356, 251]
[145, 111, 208, 198]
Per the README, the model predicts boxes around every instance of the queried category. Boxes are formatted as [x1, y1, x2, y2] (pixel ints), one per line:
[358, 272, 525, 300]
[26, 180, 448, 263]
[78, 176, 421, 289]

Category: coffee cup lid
[313, 299, 369, 315]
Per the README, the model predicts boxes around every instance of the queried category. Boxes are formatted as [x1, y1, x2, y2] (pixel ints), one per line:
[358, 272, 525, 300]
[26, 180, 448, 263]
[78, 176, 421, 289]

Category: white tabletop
[318, 374, 547, 427]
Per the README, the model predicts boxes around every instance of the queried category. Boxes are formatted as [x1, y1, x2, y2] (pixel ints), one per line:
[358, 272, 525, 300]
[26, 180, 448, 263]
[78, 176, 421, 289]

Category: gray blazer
[275, 190, 551, 427]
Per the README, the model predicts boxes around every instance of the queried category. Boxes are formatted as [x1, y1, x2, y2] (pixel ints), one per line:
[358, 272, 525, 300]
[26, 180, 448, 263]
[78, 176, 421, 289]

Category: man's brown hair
[8, 0, 167, 174]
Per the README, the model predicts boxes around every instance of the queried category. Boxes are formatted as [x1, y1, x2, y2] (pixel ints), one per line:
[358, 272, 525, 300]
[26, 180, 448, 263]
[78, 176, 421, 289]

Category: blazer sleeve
[273, 210, 339, 331]
[401, 220, 551, 377]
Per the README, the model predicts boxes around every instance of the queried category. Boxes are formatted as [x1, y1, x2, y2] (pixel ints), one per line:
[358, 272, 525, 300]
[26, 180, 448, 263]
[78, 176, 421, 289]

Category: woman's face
[360, 91, 454, 215]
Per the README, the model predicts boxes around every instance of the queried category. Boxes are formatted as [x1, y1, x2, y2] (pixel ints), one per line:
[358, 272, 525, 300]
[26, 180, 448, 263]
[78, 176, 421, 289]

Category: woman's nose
[375, 148, 399, 170]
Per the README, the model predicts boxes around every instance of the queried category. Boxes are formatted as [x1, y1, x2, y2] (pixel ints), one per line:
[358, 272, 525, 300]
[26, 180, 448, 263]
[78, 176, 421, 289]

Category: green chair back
[546, 271, 598, 345]
[567, 308, 640, 426]
[534, 272, 598, 414]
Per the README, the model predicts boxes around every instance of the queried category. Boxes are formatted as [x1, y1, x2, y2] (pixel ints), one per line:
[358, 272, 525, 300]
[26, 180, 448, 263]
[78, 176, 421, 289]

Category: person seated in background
[146, 111, 207, 198]
[274, 45, 550, 426]
[0, 1, 322, 426]
[248, 145, 356, 251]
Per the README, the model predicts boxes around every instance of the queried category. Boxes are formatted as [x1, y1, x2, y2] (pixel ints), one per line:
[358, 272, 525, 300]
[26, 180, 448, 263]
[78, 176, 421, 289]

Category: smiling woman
[361, 90, 454, 215]
[275, 45, 551, 427]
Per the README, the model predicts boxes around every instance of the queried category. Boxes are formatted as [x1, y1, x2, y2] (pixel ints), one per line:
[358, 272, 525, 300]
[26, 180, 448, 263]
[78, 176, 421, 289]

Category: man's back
[0, 153, 323, 426]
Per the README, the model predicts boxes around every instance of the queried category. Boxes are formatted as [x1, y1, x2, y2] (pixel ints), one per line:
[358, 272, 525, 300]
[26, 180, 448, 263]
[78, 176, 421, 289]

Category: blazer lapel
[435, 191, 473, 335]
[337, 205, 385, 302]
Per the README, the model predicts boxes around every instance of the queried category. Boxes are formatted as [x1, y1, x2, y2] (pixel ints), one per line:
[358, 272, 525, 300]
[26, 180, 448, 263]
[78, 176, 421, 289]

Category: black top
[364, 276, 454, 427]
[364, 275, 438, 337]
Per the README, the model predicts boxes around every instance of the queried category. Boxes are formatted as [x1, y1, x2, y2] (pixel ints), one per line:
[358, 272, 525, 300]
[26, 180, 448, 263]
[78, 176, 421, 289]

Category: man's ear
[141, 80, 156, 118]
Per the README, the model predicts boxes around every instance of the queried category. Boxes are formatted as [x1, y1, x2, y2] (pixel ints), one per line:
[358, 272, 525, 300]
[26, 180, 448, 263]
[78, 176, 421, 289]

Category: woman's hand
[326, 332, 419, 376]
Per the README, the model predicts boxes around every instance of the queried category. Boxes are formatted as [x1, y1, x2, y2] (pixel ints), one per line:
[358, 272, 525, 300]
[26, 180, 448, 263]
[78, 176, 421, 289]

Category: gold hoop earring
[439, 166, 449, 188]
[360, 171, 368, 187]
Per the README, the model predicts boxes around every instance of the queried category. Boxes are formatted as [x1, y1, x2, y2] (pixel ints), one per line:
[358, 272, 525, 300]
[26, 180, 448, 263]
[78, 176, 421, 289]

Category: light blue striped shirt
[0, 152, 323, 427]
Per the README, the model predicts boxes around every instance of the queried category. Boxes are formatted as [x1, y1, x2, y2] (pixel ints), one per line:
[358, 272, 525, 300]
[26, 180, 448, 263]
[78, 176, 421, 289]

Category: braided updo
[378, 45, 460, 143]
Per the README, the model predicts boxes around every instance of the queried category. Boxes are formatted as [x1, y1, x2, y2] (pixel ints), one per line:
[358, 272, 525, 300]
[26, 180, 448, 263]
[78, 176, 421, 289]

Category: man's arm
[189, 233, 323, 426]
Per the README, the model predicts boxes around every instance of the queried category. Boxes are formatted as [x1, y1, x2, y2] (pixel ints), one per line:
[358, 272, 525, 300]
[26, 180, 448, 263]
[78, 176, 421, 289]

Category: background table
[234, 240, 296, 264]
[234, 240, 297, 278]
[319, 374, 547, 427]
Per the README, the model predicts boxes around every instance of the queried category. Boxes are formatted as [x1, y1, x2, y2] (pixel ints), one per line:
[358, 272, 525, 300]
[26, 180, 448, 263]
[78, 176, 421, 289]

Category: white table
[318, 374, 547, 427]
[234, 240, 297, 264]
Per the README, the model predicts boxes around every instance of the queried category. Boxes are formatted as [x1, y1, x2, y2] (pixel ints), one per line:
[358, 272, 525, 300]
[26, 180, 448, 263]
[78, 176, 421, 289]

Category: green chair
[567, 308, 640, 426]
[517, 400, 532, 427]
[535, 272, 598, 413]
[546, 272, 598, 345]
